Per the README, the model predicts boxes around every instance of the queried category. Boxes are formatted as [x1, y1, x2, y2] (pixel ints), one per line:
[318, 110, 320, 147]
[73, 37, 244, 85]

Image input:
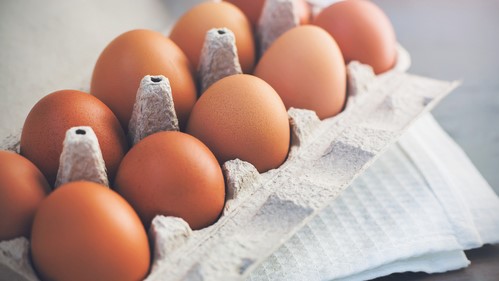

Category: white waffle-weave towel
[248, 114, 499, 280]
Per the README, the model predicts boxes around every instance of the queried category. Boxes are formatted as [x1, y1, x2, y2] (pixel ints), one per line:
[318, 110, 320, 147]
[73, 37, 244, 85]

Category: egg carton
[0, 42, 459, 280]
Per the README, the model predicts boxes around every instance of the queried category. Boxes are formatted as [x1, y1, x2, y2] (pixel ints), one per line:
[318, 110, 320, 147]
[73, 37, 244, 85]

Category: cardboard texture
[0, 44, 460, 280]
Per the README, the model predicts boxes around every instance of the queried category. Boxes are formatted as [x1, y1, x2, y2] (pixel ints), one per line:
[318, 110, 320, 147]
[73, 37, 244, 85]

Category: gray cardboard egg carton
[0, 44, 459, 281]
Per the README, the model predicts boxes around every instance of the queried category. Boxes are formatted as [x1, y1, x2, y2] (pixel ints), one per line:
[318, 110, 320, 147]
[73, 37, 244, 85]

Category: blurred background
[0, 0, 497, 194]
[376, 0, 499, 196]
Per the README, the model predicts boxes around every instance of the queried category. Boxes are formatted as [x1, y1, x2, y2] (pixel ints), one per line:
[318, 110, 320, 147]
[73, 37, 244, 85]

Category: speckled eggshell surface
[0, 151, 50, 241]
[114, 131, 225, 230]
[255, 25, 346, 119]
[186, 74, 290, 173]
[30, 181, 150, 281]
[313, 0, 397, 74]
[20, 90, 128, 187]
[91, 29, 197, 131]
[169, 2, 255, 74]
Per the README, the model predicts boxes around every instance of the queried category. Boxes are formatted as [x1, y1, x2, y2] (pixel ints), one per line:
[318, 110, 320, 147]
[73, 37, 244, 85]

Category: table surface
[376, 0, 499, 196]
[0, 0, 497, 280]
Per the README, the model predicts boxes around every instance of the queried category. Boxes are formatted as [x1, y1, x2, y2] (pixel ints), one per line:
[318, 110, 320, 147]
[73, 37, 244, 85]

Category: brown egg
[170, 2, 255, 73]
[254, 25, 346, 119]
[0, 151, 50, 241]
[186, 74, 290, 173]
[224, 0, 311, 28]
[20, 90, 128, 187]
[114, 131, 225, 230]
[313, 0, 397, 74]
[31, 181, 150, 281]
[224, 0, 263, 29]
[91, 29, 196, 131]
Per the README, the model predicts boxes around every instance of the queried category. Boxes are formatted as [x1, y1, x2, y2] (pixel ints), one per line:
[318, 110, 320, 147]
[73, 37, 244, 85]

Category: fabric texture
[248, 114, 499, 280]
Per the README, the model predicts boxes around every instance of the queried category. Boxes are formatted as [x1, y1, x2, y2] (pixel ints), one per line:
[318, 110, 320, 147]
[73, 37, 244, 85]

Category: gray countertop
[376, 0, 499, 194]
[0, 0, 497, 194]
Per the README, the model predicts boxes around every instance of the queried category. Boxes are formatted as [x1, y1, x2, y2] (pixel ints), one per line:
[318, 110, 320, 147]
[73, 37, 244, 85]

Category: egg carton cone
[257, 0, 299, 55]
[0, 40, 459, 281]
[198, 28, 243, 93]
[54, 126, 109, 188]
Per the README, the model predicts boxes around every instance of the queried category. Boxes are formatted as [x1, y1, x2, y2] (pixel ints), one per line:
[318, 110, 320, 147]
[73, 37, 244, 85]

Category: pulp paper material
[0, 66, 459, 281]
[249, 126, 467, 280]
[0, 238, 38, 281]
[198, 28, 242, 93]
[257, 0, 298, 55]
[128, 75, 179, 145]
[55, 126, 109, 187]
[3, 114, 493, 281]
[144, 72, 458, 280]
[249, 114, 499, 281]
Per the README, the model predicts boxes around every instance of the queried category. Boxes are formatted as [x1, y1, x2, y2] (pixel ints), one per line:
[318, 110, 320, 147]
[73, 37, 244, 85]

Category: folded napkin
[248, 114, 499, 280]
[400, 115, 499, 246]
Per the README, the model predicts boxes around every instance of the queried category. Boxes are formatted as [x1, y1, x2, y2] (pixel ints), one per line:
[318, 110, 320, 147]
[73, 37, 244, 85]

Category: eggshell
[20, 90, 128, 187]
[224, 0, 263, 29]
[0, 151, 50, 241]
[170, 2, 255, 74]
[186, 74, 290, 173]
[31, 181, 150, 281]
[225, 0, 311, 28]
[254, 25, 346, 119]
[313, 0, 397, 74]
[114, 131, 225, 230]
[91, 29, 196, 131]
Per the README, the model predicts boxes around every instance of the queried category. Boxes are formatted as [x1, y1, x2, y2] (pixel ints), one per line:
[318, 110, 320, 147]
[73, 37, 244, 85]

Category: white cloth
[400, 115, 499, 246]
[248, 114, 499, 280]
